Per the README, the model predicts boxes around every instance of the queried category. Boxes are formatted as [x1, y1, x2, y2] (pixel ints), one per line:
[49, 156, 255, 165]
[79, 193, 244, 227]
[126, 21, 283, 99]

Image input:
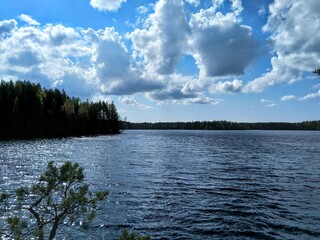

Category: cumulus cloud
[280, 95, 296, 102]
[147, 87, 197, 101]
[244, 0, 320, 93]
[0, 17, 162, 99]
[0, 21, 95, 96]
[45, 24, 80, 46]
[90, 0, 126, 11]
[261, 98, 277, 107]
[19, 14, 40, 25]
[83, 27, 162, 95]
[4, 0, 318, 108]
[185, 0, 200, 6]
[129, 0, 258, 103]
[230, 0, 243, 16]
[7, 50, 41, 67]
[211, 79, 243, 93]
[180, 96, 223, 105]
[298, 90, 320, 101]
[189, 3, 257, 78]
[130, 0, 189, 75]
[0, 19, 17, 37]
[119, 96, 152, 109]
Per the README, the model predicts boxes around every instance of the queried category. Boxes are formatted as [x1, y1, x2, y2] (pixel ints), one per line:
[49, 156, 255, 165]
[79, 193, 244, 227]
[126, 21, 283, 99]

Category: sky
[0, 0, 320, 123]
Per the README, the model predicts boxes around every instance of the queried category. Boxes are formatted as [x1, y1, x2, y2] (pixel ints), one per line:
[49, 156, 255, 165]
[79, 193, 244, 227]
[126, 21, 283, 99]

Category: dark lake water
[1, 130, 320, 239]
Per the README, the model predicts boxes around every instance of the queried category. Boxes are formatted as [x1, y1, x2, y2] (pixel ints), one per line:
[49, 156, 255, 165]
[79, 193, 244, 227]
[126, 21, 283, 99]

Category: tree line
[124, 120, 320, 131]
[125, 68, 320, 131]
[0, 80, 120, 139]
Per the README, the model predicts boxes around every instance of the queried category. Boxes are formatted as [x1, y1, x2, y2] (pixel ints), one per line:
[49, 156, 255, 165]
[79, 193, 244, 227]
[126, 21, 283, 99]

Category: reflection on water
[1, 130, 320, 239]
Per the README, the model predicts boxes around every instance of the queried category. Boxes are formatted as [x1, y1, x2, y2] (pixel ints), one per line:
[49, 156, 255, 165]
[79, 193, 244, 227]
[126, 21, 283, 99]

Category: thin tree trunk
[48, 218, 60, 240]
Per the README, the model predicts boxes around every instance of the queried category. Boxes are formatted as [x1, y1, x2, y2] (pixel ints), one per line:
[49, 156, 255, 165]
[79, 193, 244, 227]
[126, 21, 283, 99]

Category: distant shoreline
[123, 120, 320, 131]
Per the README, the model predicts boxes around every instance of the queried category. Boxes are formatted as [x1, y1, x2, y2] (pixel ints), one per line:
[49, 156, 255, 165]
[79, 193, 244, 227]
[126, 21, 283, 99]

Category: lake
[1, 130, 320, 239]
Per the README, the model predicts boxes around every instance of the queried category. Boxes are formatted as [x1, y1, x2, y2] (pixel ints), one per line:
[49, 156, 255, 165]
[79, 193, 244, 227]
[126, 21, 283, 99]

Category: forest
[125, 120, 320, 131]
[0, 80, 120, 139]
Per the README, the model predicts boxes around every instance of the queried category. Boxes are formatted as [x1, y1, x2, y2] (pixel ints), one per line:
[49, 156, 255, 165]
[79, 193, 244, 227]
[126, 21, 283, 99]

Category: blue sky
[0, 0, 319, 122]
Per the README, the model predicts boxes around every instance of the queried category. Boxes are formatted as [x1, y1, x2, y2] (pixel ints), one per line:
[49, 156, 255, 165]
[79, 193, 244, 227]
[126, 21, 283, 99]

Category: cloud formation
[19, 14, 40, 26]
[180, 96, 223, 105]
[131, 0, 257, 79]
[0, 0, 318, 111]
[0, 19, 17, 37]
[189, 1, 257, 78]
[261, 98, 277, 107]
[185, 0, 200, 6]
[84, 27, 161, 95]
[0, 20, 161, 99]
[119, 96, 152, 109]
[128, 0, 258, 103]
[299, 90, 320, 101]
[90, 0, 127, 11]
[280, 95, 296, 102]
[210, 79, 243, 93]
[244, 0, 320, 93]
[0, 0, 261, 105]
[131, 0, 189, 75]
[0, 20, 94, 96]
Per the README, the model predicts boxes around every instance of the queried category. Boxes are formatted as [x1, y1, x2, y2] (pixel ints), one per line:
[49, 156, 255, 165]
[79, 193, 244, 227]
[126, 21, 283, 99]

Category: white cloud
[211, 79, 243, 93]
[131, 0, 189, 75]
[45, 24, 80, 46]
[0, 22, 95, 97]
[312, 84, 320, 90]
[129, 0, 257, 102]
[181, 96, 223, 105]
[189, 3, 257, 78]
[5, 0, 318, 109]
[244, 0, 320, 93]
[258, 6, 266, 16]
[90, 0, 126, 11]
[137, 6, 149, 14]
[0, 19, 17, 37]
[184, 0, 200, 6]
[280, 95, 296, 102]
[147, 86, 197, 101]
[7, 50, 41, 67]
[119, 96, 152, 109]
[19, 14, 40, 26]
[298, 90, 320, 101]
[83, 27, 162, 95]
[261, 98, 277, 107]
[230, 0, 243, 16]
[211, 0, 225, 11]
[0, 17, 161, 99]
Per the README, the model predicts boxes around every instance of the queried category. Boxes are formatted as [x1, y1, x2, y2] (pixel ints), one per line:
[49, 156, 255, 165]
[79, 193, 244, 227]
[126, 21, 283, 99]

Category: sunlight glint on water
[1, 130, 320, 239]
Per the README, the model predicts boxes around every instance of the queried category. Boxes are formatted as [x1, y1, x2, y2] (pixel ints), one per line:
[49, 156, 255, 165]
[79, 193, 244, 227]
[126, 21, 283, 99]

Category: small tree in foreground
[0, 161, 108, 240]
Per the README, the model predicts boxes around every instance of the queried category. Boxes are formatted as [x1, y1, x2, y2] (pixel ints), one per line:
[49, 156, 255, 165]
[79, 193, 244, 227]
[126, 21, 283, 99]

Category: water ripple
[1, 130, 320, 239]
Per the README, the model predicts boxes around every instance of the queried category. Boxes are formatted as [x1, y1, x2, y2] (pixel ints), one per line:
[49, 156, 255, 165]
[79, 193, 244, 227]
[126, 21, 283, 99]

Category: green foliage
[119, 229, 151, 240]
[313, 68, 320, 76]
[126, 120, 320, 131]
[7, 216, 28, 240]
[0, 80, 121, 139]
[0, 161, 108, 240]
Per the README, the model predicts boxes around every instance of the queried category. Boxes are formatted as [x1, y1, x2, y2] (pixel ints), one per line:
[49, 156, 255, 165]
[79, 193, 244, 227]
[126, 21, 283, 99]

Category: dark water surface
[1, 130, 320, 239]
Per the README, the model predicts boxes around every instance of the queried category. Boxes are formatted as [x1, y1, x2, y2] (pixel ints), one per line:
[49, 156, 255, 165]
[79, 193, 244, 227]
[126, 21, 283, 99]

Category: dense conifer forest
[0, 80, 120, 139]
[125, 120, 320, 131]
